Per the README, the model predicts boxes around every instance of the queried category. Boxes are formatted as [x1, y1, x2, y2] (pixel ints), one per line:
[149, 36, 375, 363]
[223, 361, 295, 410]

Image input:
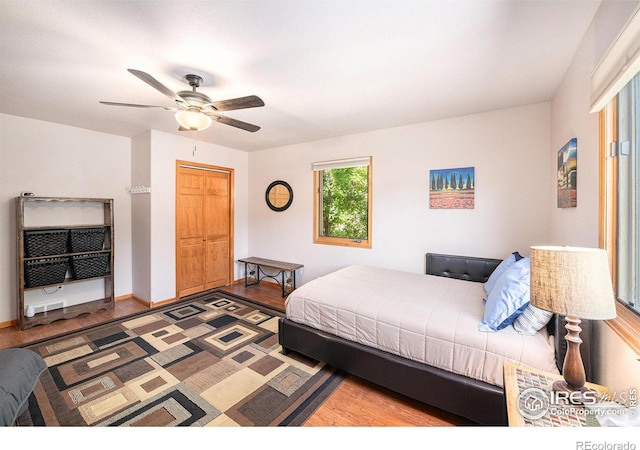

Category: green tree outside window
[320, 166, 369, 240]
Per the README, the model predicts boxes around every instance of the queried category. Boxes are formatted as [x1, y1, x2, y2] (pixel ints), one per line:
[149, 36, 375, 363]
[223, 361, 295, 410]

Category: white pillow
[514, 304, 553, 336]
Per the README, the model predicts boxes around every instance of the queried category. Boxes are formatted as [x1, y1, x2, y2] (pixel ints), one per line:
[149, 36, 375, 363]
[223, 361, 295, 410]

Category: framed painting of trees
[429, 167, 475, 209]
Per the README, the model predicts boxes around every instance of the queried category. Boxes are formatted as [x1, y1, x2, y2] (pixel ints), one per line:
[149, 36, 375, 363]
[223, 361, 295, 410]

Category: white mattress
[285, 265, 559, 387]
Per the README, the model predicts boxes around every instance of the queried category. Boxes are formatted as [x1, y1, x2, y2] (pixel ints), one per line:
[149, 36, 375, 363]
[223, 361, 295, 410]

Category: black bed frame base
[278, 253, 593, 426]
[279, 318, 507, 425]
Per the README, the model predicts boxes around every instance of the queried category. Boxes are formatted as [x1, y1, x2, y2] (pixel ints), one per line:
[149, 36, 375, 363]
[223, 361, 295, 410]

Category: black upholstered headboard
[424, 252, 592, 381]
[425, 252, 502, 283]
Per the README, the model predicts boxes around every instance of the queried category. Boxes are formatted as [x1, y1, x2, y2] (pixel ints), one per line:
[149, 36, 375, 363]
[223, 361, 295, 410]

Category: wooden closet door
[204, 170, 231, 289]
[176, 162, 233, 298]
[177, 166, 206, 297]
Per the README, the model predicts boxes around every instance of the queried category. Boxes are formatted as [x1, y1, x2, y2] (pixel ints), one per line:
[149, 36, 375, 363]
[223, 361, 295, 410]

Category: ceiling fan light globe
[175, 109, 212, 131]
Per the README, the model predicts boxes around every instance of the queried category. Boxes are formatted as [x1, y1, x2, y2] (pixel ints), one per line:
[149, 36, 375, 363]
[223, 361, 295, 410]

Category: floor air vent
[33, 301, 66, 314]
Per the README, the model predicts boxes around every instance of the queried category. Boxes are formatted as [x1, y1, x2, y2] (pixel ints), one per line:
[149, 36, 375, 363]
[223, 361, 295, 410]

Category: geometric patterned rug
[16, 290, 345, 426]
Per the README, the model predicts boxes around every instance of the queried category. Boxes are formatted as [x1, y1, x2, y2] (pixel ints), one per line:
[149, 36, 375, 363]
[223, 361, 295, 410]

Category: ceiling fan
[100, 69, 264, 132]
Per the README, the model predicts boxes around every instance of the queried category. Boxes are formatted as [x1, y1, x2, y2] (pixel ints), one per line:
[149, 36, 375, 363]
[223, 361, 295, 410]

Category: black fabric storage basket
[70, 253, 109, 279]
[69, 228, 106, 253]
[24, 257, 69, 288]
[24, 229, 68, 257]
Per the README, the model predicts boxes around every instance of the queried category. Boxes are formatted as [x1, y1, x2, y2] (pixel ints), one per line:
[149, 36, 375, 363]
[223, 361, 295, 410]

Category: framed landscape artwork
[557, 138, 577, 208]
[429, 166, 475, 209]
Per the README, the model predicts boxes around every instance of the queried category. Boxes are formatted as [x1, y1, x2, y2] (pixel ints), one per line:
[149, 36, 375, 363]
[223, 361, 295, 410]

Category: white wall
[248, 103, 552, 283]
[141, 130, 249, 304]
[131, 131, 152, 301]
[0, 116, 250, 319]
[550, 1, 640, 394]
[0, 114, 132, 324]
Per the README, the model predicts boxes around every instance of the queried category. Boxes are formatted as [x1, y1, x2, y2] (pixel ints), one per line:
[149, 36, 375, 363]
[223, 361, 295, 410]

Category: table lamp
[530, 246, 617, 402]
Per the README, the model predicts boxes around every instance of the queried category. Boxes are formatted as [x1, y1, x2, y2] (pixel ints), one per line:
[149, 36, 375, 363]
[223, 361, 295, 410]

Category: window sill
[313, 236, 371, 249]
[604, 303, 640, 356]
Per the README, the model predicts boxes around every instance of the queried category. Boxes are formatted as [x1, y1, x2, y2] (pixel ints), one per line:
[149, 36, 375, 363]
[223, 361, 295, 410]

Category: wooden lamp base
[556, 316, 594, 404]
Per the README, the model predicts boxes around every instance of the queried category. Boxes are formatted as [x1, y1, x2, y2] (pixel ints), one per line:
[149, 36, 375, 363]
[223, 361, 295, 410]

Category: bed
[278, 253, 593, 426]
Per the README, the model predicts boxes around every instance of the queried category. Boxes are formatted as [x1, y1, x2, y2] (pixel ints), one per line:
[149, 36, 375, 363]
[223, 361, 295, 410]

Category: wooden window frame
[599, 100, 640, 355]
[313, 157, 372, 249]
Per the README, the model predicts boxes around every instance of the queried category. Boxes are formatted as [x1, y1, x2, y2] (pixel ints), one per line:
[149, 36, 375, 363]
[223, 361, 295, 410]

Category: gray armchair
[0, 348, 47, 426]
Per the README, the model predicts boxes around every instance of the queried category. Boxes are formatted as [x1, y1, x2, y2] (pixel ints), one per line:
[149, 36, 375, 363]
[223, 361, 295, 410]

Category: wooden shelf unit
[16, 196, 115, 330]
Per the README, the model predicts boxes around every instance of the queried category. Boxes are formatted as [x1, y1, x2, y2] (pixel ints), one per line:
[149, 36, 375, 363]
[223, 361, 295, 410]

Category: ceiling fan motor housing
[177, 74, 213, 108]
[177, 90, 212, 108]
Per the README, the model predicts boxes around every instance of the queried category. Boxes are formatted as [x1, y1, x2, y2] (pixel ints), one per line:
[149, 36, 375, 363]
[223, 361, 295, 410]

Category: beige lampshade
[530, 246, 617, 320]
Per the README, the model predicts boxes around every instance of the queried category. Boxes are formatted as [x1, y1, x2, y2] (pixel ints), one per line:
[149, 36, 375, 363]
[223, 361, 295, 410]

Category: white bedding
[285, 265, 559, 387]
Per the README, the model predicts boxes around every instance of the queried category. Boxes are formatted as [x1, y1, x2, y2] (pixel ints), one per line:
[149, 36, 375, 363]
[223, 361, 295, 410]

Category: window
[616, 74, 640, 316]
[600, 72, 640, 353]
[313, 157, 372, 248]
[594, 7, 640, 353]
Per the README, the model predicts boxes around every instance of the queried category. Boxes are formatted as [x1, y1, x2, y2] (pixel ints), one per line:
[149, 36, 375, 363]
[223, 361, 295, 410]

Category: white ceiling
[0, 0, 602, 152]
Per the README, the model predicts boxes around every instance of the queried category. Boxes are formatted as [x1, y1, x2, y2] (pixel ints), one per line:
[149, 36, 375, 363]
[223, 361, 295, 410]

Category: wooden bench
[237, 257, 304, 297]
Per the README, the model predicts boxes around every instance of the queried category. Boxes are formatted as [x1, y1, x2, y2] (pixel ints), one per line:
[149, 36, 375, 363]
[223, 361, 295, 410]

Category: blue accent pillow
[484, 251, 523, 297]
[479, 257, 530, 333]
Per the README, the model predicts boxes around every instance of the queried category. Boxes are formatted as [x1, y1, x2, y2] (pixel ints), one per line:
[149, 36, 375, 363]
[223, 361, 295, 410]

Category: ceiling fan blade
[208, 95, 265, 111]
[100, 101, 177, 111]
[127, 69, 186, 106]
[204, 112, 261, 132]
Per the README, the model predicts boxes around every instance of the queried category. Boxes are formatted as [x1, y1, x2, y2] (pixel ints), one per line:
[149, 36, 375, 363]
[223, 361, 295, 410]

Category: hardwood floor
[0, 282, 474, 427]
[0, 296, 147, 349]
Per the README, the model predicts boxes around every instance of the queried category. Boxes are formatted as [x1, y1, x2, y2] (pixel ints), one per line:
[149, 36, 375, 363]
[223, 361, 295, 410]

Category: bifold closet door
[176, 163, 233, 298]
